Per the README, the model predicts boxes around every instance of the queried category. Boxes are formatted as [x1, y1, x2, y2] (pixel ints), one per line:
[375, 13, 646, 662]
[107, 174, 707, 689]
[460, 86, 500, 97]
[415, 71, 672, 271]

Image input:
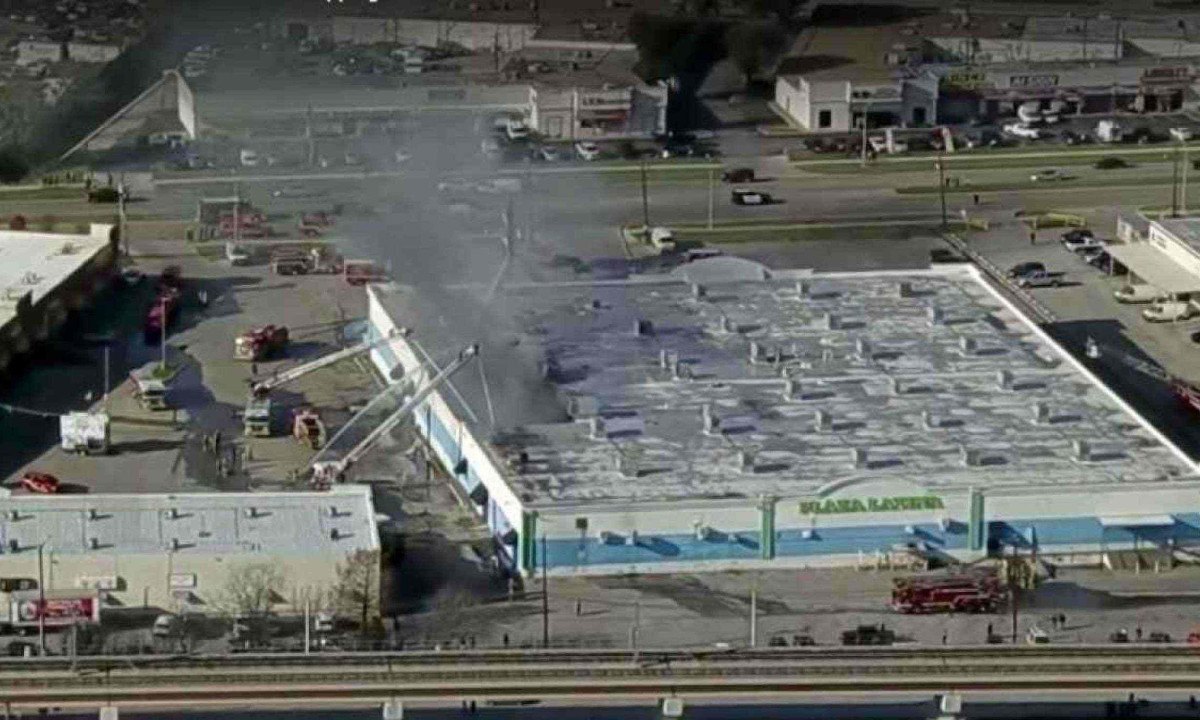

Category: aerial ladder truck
[308, 343, 479, 489]
[242, 328, 408, 436]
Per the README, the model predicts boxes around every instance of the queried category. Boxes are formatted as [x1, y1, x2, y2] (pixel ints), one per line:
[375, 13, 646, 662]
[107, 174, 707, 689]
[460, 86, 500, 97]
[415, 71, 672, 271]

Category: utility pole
[1010, 545, 1020, 645]
[860, 106, 870, 167]
[936, 154, 949, 229]
[303, 596, 311, 655]
[640, 159, 650, 230]
[1172, 144, 1182, 217]
[707, 167, 715, 230]
[37, 543, 45, 655]
[749, 578, 758, 647]
[102, 344, 110, 414]
[116, 178, 128, 257]
[159, 295, 168, 371]
[541, 534, 550, 648]
[1183, 143, 1191, 216]
[232, 183, 241, 245]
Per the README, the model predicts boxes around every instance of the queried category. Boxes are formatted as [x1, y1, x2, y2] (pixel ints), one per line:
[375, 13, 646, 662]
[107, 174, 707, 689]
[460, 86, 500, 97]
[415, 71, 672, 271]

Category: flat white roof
[1106, 242, 1200, 294]
[0, 486, 378, 557]
[382, 266, 1200, 509]
[0, 225, 112, 329]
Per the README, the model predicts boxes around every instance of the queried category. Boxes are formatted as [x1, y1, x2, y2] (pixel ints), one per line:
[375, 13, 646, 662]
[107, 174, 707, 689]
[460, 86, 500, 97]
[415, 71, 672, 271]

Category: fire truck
[234, 325, 289, 361]
[218, 212, 267, 238]
[890, 570, 1006, 614]
[298, 211, 332, 238]
[343, 259, 388, 286]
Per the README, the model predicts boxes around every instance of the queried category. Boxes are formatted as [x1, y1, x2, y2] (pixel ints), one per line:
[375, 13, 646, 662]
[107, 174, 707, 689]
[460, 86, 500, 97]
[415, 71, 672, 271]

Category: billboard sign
[1143, 66, 1190, 85]
[10, 595, 100, 627]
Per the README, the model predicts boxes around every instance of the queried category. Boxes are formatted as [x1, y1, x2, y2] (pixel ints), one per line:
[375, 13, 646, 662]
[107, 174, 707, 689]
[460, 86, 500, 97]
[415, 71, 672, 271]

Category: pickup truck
[1143, 301, 1196, 322]
[1015, 270, 1064, 288]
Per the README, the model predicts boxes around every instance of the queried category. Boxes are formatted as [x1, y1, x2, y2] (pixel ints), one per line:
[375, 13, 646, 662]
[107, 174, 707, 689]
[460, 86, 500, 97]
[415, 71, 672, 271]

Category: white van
[505, 118, 529, 141]
[239, 148, 260, 167]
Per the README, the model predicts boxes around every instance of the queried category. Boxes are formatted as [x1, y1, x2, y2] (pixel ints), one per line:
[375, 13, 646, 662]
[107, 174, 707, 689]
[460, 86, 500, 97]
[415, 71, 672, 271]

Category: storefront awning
[1099, 514, 1176, 528]
[1105, 242, 1200, 294]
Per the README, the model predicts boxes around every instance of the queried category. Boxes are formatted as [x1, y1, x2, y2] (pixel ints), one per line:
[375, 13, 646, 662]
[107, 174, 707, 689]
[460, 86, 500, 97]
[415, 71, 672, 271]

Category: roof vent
[921, 410, 936, 430]
[850, 448, 868, 469]
[328, 505, 342, 518]
[1032, 402, 1050, 424]
[1074, 440, 1091, 461]
[796, 280, 808, 297]
[927, 307, 943, 326]
[701, 403, 720, 435]
[9, 510, 19, 522]
[632, 319, 652, 337]
[888, 376, 901, 395]
[167, 508, 181, 520]
[718, 315, 732, 333]
[959, 336, 977, 354]
[671, 357, 690, 381]
[330, 528, 342, 541]
[823, 313, 838, 330]
[814, 409, 830, 431]
[997, 370, 1013, 390]
[782, 377, 797, 400]
[738, 449, 756, 473]
[589, 416, 606, 440]
[613, 449, 640, 478]
[89, 537, 100, 550]
[691, 282, 705, 299]
[244, 507, 257, 519]
[171, 538, 182, 551]
[960, 445, 979, 467]
[897, 281, 912, 298]
[748, 341, 762, 364]
[658, 348, 670, 370]
[855, 338, 871, 360]
[88, 508, 100, 520]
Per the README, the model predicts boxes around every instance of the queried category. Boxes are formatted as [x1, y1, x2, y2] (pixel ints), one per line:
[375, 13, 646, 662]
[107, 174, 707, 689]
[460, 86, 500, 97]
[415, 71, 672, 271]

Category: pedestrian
[972, 193, 980, 205]
[987, 622, 994, 638]
[251, 362, 259, 376]
[1060, 612, 1067, 629]
[575, 599, 582, 616]
[1029, 230, 1037, 245]
[941, 630, 947, 645]
[1136, 626, 1143, 642]
[502, 633, 509, 647]
[1050, 615, 1057, 630]
[203, 433, 212, 454]
[213, 430, 222, 456]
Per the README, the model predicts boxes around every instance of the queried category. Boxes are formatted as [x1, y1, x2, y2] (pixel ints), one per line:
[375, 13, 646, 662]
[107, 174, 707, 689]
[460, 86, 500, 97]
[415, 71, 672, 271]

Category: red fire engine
[891, 570, 1006, 614]
[234, 325, 289, 361]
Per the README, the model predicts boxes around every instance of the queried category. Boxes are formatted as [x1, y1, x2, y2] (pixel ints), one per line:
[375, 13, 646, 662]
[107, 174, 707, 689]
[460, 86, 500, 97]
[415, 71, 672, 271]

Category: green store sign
[800, 496, 945, 515]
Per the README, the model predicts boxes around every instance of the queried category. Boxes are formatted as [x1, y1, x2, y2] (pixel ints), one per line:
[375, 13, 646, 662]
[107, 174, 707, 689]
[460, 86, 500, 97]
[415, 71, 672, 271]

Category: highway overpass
[2, 646, 1200, 712]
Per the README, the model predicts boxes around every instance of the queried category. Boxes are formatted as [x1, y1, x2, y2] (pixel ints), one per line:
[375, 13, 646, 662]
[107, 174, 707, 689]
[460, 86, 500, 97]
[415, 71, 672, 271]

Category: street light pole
[707, 167, 715, 230]
[640, 160, 650, 230]
[1172, 144, 1182, 217]
[37, 543, 46, 655]
[159, 295, 168, 370]
[1183, 144, 1190, 216]
[541, 534, 550, 648]
[936, 154, 949, 230]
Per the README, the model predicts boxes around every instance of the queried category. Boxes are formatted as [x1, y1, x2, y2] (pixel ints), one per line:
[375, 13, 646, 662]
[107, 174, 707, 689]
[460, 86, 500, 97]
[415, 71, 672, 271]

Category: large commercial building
[365, 264, 1200, 577]
[0, 223, 118, 373]
[775, 11, 1200, 130]
[0, 487, 378, 621]
[1108, 215, 1200, 300]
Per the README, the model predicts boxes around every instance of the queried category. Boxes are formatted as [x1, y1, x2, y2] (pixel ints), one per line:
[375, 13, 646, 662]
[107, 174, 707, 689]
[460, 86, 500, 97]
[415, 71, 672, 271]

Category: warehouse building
[0, 223, 118, 374]
[0, 487, 378, 621]
[365, 265, 1200, 577]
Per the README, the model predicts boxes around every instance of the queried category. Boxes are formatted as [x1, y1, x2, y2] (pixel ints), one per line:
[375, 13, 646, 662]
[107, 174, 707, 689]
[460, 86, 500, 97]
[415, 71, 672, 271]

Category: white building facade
[775, 73, 939, 132]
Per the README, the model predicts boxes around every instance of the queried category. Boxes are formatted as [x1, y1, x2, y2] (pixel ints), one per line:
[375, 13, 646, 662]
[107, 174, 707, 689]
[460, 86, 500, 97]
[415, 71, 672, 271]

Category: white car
[504, 118, 529, 141]
[537, 145, 559, 161]
[575, 142, 601, 161]
[1062, 236, 1104, 253]
[239, 148, 259, 167]
[1031, 168, 1066, 182]
[649, 226, 675, 251]
[481, 137, 502, 159]
[152, 614, 177, 638]
[1171, 127, 1195, 142]
[225, 243, 250, 266]
[394, 148, 411, 164]
[731, 188, 772, 206]
[1114, 283, 1163, 304]
[1143, 301, 1195, 322]
[1003, 123, 1041, 139]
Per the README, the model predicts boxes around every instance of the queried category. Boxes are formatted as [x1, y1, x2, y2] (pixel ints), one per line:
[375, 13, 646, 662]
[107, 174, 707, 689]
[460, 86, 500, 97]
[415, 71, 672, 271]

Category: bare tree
[219, 562, 287, 616]
[333, 549, 382, 632]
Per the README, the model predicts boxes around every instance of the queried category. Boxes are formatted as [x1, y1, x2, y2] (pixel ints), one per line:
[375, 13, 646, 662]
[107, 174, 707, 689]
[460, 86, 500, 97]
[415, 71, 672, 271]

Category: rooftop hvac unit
[244, 507, 257, 519]
[89, 537, 100, 550]
[330, 528, 342, 540]
[9, 510, 19, 521]
[7, 539, 18, 552]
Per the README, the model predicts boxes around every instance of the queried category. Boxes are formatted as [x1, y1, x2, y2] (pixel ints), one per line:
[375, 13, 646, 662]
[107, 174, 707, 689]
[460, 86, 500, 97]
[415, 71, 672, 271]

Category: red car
[20, 471, 60, 494]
